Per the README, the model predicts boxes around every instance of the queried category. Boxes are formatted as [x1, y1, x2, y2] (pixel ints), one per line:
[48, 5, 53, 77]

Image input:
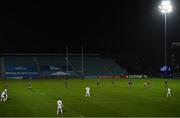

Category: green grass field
[0, 78, 180, 117]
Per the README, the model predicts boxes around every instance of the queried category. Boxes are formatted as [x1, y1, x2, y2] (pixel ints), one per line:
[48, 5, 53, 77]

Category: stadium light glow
[159, 0, 173, 14]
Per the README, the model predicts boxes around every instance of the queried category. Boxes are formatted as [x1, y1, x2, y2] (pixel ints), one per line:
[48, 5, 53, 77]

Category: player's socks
[57, 110, 59, 114]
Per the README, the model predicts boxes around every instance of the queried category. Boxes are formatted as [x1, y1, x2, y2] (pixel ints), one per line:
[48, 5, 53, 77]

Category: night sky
[0, 0, 179, 56]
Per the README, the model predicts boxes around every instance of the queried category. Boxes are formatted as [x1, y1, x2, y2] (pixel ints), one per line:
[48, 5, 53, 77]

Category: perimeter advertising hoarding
[5, 66, 37, 72]
[5, 66, 38, 78]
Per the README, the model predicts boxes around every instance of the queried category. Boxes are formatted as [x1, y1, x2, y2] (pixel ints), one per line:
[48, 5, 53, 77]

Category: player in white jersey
[85, 86, 90, 97]
[1, 91, 6, 102]
[57, 98, 63, 115]
[167, 88, 171, 97]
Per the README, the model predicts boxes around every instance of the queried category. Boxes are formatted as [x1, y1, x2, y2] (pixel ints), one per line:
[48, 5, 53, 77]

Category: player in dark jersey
[27, 81, 32, 89]
[128, 79, 132, 88]
[97, 80, 100, 88]
[144, 80, 150, 88]
[64, 80, 68, 89]
[165, 79, 168, 88]
[112, 81, 115, 87]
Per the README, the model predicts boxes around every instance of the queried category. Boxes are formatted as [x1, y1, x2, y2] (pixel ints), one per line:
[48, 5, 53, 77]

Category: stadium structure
[0, 53, 128, 79]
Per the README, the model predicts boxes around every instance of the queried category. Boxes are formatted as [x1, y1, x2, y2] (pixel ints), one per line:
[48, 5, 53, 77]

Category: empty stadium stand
[100, 58, 128, 75]
[0, 54, 127, 79]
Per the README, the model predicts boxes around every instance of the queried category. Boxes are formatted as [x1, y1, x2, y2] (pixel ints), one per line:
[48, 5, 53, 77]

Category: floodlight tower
[159, 0, 172, 76]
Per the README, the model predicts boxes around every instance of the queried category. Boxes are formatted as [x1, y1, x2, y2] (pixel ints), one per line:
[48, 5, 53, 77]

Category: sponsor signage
[5, 66, 37, 71]
[5, 66, 38, 78]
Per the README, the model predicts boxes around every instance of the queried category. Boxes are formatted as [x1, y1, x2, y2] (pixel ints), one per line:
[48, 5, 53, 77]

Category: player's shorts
[167, 92, 171, 94]
[58, 106, 62, 110]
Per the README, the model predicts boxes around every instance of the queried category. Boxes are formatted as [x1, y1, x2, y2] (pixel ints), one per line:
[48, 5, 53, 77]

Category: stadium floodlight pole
[81, 45, 84, 79]
[159, 0, 172, 76]
[66, 46, 69, 77]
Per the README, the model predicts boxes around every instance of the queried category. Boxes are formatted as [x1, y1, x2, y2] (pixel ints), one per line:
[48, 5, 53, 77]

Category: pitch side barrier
[128, 75, 148, 78]
[97, 75, 128, 79]
[84, 75, 128, 79]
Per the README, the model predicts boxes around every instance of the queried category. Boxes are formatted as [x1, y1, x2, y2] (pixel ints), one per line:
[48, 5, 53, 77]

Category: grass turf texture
[0, 78, 180, 117]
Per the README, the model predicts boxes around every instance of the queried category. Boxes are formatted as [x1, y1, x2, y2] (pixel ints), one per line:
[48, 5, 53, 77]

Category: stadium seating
[82, 57, 112, 76]
[100, 58, 128, 75]
[4, 56, 36, 66]
[69, 57, 113, 77]
[0, 55, 127, 78]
